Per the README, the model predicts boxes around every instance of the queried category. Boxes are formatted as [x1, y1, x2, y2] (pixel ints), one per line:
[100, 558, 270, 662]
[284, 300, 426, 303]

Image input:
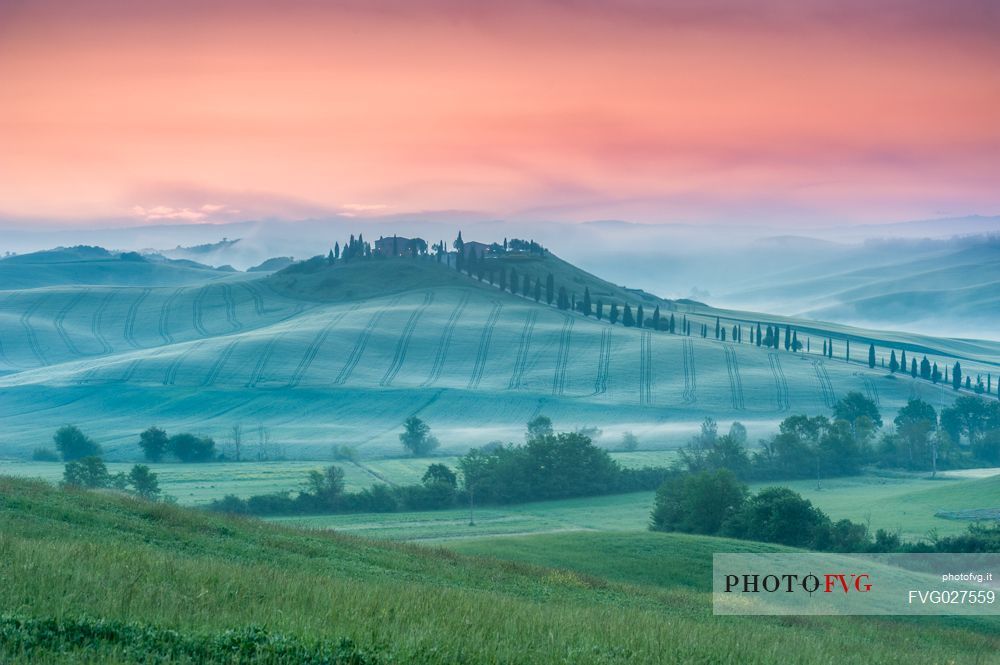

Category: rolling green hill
[0, 251, 996, 459]
[2, 476, 998, 664]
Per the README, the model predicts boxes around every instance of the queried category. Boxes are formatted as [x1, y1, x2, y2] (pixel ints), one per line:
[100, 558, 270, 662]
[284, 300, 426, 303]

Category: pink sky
[1, 0, 998, 226]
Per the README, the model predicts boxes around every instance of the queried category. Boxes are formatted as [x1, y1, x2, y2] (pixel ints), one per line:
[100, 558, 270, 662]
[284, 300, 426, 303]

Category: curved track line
[639, 330, 652, 405]
[335, 299, 400, 386]
[221, 283, 241, 331]
[202, 339, 239, 386]
[380, 292, 434, 387]
[551, 315, 574, 396]
[122, 288, 151, 349]
[856, 372, 881, 406]
[192, 286, 210, 336]
[246, 333, 282, 387]
[241, 281, 266, 316]
[681, 338, 697, 404]
[592, 327, 612, 396]
[768, 352, 790, 412]
[723, 344, 746, 410]
[421, 293, 469, 387]
[812, 359, 836, 408]
[20, 294, 49, 365]
[163, 340, 206, 386]
[468, 301, 503, 390]
[54, 289, 89, 356]
[289, 304, 360, 388]
[91, 290, 117, 355]
[508, 309, 538, 390]
[158, 288, 185, 344]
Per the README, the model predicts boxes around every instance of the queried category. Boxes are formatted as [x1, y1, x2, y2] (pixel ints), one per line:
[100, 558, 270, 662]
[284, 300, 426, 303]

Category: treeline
[651, 468, 1000, 553]
[679, 392, 1000, 483]
[209, 417, 670, 517]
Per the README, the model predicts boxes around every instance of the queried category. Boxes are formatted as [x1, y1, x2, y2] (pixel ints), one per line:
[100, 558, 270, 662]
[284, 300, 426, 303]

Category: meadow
[2, 475, 998, 664]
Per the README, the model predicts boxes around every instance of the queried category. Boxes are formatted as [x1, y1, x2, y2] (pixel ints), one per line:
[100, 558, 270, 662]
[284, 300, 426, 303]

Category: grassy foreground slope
[2, 477, 999, 664]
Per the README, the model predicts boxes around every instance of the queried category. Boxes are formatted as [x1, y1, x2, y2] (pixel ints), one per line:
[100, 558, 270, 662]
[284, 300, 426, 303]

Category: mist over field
[3, 214, 997, 339]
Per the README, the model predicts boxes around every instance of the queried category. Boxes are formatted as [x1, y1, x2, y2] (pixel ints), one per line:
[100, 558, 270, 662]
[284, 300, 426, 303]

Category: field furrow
[122, 287, 151, 348]
[812, 358, 836, 408]
[508, 309, 537, 390]
[682, 338, 697, 404]
[246, 333, 282, 387]
[467, 301, 503, 390]
[192, 285, 210, 336]
[289, 304, 360, 387]
[241, 281, 266, 316]
[158, 288, 185, 344]
[380, 292, 434, 387]
[422, 293, 469, 387]
[203, 339, 240, 386]
[91, 290, 117, 355]
[639, 329, 652, 405]
[221, 283, 241, 331]
[592, 327, 611, 395]
[723, 344, 745, 410]
[768, 352, 790, 412]
[20, 295, 48, 365]
[54, 289, 89, 355]
[163, 340, 206, 386]
[335, 299, 400, 386]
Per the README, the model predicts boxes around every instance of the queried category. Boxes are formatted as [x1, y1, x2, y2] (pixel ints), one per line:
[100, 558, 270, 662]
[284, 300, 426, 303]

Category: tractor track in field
[91, 290, 117, 355]
[122, 288, 151, 349]
[467, 301, 503, 390]
[723, 344, 746, 410]
[241, 281, 266, 316]
[421, 294, 469, 387]
[158, 288, 185, 344]
[246, 333, 282, 387]
[163, 340, 206, 386]
[768, 352, 791, 412]
[639, 330, 652, 406]
[202, 339, 239, 386]
[380, 292, 434, 387]
[20, 295, 49, 365]
[856, 372, 880, 406]
[592, 327, 611, 396]
[335, 298, 400, 386]
[54, 289, 89, 356]
[551, 315, 574, 396]
[508, 310, 537, 390]
[119, 358, 141, 383]
[681, 338, 697, 404]
[0, 294, 15, 368]
[290, 304, 360, 388]
[192, 286, 210, 336]
[221, 283, 241, 331]
[812, 358, 836, 408]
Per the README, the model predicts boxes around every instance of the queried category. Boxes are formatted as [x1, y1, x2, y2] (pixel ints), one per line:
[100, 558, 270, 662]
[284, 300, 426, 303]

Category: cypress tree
[732, 324, 738, 342]
[596, 300, 604, 320]
[845, 339, 850, 362]
[327, 249, 335, 264]
[932, 362, 941, 384]
[823, 340, 827, 357]
[868, 344, 876, 369]
[534, 280, 541, 302]
[545, 273, 554, 305]
[583, 288, 593, 316]
[610, 303, 620, 324]
[557, 286, 569, 310]
[721, 328, 727, 341]
[636, 305, 645, 328]
[756, 322, 762, 347]
[334, 242, 340, 260]
[900, 350, 907, 374]
[784, 325, 791, 351]
[714, 317, 720, 339]
[920, 356, 931, 380]
[910, 358, 918, 378]
[792, 331, 799, 352]
[509, 268, 518, 294]
[889, 350, 898, 373]
[827, 339, 833, 358]
[669, 313, 676, 334]
[623, 305, 635, 327]
[652, 306, 661, 330]
[952, 361, 962, 391]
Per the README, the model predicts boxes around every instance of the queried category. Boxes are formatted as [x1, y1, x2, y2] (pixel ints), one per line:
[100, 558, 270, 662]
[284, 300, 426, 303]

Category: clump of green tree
[399, 417, 439, 456]
[62, 457, 161, 500]
[53, 425, 102, 461]
[651, 469, 1000, 553]
[138, 426, 217, 463]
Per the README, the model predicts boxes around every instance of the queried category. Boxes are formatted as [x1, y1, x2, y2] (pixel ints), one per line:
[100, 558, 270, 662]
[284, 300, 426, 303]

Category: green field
[0, 449, 677, 505]
[2, 476, 998, 664]
[1, 253, 996, 461]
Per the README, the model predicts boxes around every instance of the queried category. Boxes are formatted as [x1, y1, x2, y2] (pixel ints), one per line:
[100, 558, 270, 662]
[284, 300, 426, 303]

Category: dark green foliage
[582, 287, 592, 316]
[526, 415, 554, 440]
[596, 300, 603, 320]
[635, 305, 644, 328]
[128, 465, 161, 500]
[953, 361, 962, 391]
[31, 448, 59, 462]
[63, 456, 110, 488]
[651, 469, 746, 535]
[399, 416, 439, 456]
[556, 286, 569, 310]
[167, 433, 217, 463]
[723, 487, 830, 548]
[651, 305, 660, 329]
[53, 425, 101, 461]
[868, 344, 876, 368]
[833, 391, 883, 429]
[889, 350, 899, 373]
[139, 426, 168, 462]
[545, 273, 554, 304]
[533, 279, 541, 302]
[609, 303, 619, 324]
[622, 305, 634, 327]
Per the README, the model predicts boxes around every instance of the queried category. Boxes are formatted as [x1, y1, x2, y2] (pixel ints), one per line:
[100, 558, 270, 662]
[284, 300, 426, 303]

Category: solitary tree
[167, 433, 216, 463]
[63, 456, 110, 488]
[128, 464, 161, 499]
[54, 425, 101, 461]
[399, 416, 439, 456]
[526, 415, 554, 441]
